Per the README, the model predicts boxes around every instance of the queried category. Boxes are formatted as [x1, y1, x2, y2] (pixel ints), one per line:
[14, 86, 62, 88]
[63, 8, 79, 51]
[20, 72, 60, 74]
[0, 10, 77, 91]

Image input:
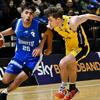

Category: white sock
[1, 88, 8, 94]
[59, 82, 68, 91]
[61, 82, 67, 87]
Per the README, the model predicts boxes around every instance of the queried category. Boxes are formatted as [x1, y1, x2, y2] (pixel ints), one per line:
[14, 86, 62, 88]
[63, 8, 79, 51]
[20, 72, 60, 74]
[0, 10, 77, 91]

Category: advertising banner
[0, 52, 100, 87]
[35, 52, 100, 84]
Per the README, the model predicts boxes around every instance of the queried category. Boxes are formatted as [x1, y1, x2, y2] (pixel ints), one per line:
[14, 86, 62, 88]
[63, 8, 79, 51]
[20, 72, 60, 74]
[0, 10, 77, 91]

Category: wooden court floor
[0, 79, 100, 100]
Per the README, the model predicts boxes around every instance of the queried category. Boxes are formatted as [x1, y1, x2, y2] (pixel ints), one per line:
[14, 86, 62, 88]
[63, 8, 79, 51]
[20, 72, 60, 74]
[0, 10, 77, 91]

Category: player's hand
[43, 48, 52, 56]
[32, 46, 42, 57]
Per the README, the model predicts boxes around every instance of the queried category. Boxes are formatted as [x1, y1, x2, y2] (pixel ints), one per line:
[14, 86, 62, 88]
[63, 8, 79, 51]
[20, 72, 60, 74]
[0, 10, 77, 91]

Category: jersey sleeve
[38, 22, 47, 34]
[10, 18, 18, 31]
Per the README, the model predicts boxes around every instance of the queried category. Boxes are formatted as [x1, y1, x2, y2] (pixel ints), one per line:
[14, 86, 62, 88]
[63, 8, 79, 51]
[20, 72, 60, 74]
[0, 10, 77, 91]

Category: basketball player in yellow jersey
[45, 7, 100, 100]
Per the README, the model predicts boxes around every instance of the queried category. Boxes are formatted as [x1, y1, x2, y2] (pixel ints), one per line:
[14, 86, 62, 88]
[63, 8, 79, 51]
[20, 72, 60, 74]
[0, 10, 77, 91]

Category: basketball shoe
[63, 88, 79, 100]
[54, 87, 68, 99]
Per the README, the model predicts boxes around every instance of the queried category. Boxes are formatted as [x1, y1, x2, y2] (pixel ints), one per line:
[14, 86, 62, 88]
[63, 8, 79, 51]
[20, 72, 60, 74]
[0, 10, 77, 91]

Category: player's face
[21, 9, 35, 25]
[48, 16, 60, 29]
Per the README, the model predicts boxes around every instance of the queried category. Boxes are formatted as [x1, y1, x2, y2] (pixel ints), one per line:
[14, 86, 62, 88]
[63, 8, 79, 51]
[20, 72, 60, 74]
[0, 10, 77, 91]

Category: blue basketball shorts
[5, 55, 43, 75]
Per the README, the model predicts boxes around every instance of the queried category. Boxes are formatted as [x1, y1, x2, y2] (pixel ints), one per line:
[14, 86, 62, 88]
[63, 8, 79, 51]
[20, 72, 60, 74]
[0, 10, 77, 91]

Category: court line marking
[9, 83, 100, 95]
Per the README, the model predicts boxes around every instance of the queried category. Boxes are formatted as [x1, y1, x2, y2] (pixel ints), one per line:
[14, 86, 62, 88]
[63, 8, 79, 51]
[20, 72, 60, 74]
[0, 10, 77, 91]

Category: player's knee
[2, 79, 10, 85]
[59, 59, 67, 69]
[59, 58, 74, 69]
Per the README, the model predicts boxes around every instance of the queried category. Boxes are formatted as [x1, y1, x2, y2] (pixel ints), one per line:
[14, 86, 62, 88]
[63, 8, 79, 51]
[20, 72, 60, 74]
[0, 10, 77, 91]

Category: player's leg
[64, 46, 89, 100]
[54, 53, 76, 99]
[3, 56, 43, 99]
[10, 56, 42, 94]
[63, 54, 79, 100]
[7, 71, 28, 92]
[8, 55, 43, 92]
[0, 71, 28, 100]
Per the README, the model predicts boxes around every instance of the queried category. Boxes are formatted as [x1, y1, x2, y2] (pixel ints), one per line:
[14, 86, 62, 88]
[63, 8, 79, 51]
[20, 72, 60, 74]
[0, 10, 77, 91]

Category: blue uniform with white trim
[5, 18, 47, 75]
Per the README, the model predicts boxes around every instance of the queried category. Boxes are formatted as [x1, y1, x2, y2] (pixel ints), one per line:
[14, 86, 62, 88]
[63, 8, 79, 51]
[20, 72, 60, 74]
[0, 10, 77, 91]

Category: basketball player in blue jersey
[0, 3, 52, 100]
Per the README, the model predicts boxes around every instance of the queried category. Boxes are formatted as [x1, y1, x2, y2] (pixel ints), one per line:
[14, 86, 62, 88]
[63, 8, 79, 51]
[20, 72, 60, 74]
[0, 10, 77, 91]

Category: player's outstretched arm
[77, 14, 100, 24]
[69, 14, 100, 31]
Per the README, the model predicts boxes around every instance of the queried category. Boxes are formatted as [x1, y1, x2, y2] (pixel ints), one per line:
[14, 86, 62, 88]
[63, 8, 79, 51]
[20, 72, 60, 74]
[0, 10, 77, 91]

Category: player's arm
[69, 14, 100, 31]
[38, 29, 53, 56]
[43, 28, 53, 55]
[0, 18, 18, 36]
[32, 32, 47, 57]
[38, 22, 53, 55]
[0, 19, 17, 47]
[32, 22, 53, 57]
[77, 14, 100, 24]
[0, 27, 14, 36]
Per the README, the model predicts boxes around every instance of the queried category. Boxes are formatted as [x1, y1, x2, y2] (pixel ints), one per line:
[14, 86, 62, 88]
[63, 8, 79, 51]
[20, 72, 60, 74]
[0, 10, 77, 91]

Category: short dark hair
[22, 2, 36, 13]
[44, 6, 64, 19]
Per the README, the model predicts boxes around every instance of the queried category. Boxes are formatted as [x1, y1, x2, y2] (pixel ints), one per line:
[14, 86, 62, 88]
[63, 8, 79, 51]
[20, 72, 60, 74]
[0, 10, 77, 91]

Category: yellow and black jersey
[54, 15, 90, 61]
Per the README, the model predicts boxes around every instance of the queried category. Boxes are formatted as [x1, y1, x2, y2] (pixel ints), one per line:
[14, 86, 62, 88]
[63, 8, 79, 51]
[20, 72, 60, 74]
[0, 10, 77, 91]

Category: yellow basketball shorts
[70, 45, 90, 62]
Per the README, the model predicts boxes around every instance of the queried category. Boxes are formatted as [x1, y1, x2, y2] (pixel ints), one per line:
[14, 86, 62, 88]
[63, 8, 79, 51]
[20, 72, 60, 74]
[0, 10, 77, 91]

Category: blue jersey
[12, 18, 46, 61]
